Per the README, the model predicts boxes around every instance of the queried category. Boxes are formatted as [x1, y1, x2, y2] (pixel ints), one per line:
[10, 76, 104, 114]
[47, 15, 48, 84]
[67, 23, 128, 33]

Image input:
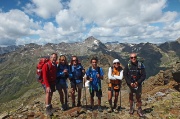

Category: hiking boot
[49, 104, 52, 109]
[137, 107, 144, 117]
[64, 103, 69, 110]
[89, 106, 94, 111]
[46, 106, 53, 116]
[72, 103, 75, 108]
[107, 107, 112, 113]
[77, 101, 81, 107]
[129, 106, 134, 115]
[113, 108, 119, 113]
[60, 104, 65, 111]
[98, 106, 103, 112]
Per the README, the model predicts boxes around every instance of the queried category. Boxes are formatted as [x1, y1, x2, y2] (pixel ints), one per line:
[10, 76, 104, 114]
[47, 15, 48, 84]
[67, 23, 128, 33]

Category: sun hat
[113, 59, 120, 63]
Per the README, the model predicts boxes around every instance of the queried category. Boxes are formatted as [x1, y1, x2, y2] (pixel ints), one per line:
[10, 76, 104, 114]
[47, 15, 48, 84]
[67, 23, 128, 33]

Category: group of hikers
[39, 52, 146, 117]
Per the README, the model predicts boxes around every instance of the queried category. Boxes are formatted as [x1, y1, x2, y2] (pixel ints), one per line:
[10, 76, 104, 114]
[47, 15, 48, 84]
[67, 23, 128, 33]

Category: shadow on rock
[143, 107, 153, 114]
[173, 84, 180, 92]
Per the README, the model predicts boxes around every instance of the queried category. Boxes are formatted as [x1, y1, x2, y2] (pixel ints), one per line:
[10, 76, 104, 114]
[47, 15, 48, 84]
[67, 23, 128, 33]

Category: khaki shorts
[71, 82, 83, 89]
[127, 85, 142, 95]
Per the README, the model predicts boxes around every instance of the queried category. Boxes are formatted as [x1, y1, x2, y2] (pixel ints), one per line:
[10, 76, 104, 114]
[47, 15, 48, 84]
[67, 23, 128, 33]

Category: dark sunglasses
[113, 62, 120, 64]
[130, 57, 137, 59]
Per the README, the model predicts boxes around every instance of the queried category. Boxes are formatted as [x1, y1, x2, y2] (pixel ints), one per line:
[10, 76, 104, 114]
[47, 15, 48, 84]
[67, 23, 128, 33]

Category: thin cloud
[24, 0, 63, 19]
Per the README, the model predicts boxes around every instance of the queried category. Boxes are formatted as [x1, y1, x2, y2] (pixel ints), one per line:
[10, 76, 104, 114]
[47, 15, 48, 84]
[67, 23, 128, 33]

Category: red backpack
[36, 57, 50, 83]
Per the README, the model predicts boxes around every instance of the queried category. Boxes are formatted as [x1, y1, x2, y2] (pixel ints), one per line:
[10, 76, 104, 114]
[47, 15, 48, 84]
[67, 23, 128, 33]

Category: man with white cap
[107, 59, 123, 113]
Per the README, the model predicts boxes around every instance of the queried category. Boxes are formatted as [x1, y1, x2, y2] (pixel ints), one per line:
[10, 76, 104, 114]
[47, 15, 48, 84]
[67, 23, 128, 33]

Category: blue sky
[0, 0, 180, 46]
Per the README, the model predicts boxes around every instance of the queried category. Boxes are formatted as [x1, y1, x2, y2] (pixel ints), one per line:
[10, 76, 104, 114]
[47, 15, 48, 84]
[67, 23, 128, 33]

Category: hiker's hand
[64, 69, 68, 74]
[82, 69, 85, 73]
[135, 82, 138, 86]
[96, 73, 100, 78]
[130, 83, 135, 88]
[133, 82, 138, 88]
[89, 78, 93, 81]
[46, 87, 51, 93]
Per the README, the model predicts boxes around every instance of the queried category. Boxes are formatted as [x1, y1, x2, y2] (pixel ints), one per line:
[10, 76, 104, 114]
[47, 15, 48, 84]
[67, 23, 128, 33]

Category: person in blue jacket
[69, 56, 85, 107]
[56, 55, 69, 111]
[86, 57, 104, 112]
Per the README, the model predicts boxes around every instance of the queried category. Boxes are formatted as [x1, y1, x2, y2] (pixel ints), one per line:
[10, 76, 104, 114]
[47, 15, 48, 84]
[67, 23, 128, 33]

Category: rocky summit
[0, 36, 180, 119]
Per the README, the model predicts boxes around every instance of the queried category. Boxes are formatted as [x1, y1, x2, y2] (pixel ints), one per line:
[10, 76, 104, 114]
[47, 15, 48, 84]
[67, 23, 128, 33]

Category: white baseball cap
[113, 59, 120, 63]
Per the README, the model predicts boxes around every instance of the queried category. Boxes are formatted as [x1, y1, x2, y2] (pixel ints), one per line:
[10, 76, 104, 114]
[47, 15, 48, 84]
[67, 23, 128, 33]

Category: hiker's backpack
[36, 57, 50, 83]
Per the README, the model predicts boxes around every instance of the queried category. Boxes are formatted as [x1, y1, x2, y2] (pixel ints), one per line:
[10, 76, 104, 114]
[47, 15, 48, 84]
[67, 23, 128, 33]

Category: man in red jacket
[42, 53, 57, 116]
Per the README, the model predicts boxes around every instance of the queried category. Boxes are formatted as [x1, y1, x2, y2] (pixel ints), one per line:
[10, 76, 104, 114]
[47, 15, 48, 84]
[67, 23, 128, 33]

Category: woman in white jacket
[107, 59, 123, 113]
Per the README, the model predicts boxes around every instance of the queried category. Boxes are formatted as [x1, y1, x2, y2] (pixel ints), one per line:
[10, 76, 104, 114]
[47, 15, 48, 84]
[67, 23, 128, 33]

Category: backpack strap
[88, 66, 100, 78]
[89, 66, 92, 74]
[47, 62, 50, 70]
[128, 60, 131, 70]
[97, 66, 100, 75]
[79, 64, 84, 79]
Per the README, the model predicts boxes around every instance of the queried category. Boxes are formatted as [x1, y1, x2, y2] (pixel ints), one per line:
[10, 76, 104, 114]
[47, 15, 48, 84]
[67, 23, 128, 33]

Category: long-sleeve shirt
[69, 64, 84, 84]
[42, 61, 57, 87]
[56, 64, 69, 84]
[108, 67, 123, 80]
[123, 61, 146, 86]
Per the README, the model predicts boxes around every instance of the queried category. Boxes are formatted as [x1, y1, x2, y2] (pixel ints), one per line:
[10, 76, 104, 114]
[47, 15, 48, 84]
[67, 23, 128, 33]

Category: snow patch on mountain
[93, 40, 99, 46]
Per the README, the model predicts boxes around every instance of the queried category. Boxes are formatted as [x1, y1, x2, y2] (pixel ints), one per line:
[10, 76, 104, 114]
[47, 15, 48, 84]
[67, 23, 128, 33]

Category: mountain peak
[84, 36, 101, 46]
[85, 36, 97, 40]
[177, 37, 180, 43]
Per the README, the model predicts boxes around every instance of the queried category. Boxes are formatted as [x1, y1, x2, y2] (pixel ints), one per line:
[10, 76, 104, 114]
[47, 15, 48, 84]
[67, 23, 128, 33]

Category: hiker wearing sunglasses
[123, 53, 146, 117]
[56, 55, 69, 111]
[69, 56, 85, 107]
[107, 59, 123, 113]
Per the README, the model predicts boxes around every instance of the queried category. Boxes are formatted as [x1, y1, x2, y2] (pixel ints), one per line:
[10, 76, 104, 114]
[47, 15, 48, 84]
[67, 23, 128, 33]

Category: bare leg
[71, 87, 76, 106]
[114, 91, 119, 108]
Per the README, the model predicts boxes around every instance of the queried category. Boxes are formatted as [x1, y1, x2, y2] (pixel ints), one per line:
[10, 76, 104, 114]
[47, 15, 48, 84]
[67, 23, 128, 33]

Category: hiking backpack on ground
[36, 57, 50, 83]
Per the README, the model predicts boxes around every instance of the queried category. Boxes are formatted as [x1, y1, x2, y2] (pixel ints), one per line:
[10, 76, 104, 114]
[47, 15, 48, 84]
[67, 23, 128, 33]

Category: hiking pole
[84, 79, 87, 109]
[83, 74, 87, 109]
[83, 79, 87, 109]
[84, 86, 87, 109]
[119, 86, 122, 111]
